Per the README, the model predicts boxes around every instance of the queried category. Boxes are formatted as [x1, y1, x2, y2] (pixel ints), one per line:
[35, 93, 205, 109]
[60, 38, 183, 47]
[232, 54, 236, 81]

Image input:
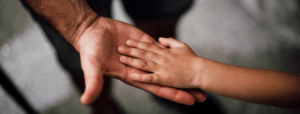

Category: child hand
[118, 38, 206, 89]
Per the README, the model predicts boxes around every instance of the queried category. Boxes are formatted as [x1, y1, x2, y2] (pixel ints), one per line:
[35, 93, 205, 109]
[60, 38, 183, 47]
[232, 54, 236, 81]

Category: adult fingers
[130, 73, 208, 103]
[159, 37, 186, 48]
[120, 55, 157, 72]
[80, 54, 104, 105]
[125, 69, 196, 105]
[148, 85, 195, 106]
[185, 89, 207, 103]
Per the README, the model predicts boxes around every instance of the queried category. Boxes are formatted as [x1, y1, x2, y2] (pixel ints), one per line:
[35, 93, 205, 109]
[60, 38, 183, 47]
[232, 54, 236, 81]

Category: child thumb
[159, 37, 186, 48]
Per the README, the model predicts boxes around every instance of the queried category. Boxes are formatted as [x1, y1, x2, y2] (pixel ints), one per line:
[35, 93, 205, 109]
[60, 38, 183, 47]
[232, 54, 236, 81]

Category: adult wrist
[70, 11, 99, 51]
[22, 0, 99, 51]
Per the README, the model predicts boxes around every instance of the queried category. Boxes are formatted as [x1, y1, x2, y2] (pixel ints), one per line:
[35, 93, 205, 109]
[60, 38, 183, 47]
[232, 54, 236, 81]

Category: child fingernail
[126, 40, 132, 45]
[118, 46, 124, 52]
[120, 56, 126, 61]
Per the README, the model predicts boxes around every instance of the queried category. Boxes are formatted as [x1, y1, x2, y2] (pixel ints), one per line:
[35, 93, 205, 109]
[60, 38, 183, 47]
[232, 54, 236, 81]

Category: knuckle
[148, 74, 154, 83]
[126, 47, 131, 54]
[138, 50, 147, 57]
[139, 60, 149, 68]
[150, 53, 158, 58]
[155, 47, 163, 52]
[142, 43, 151, 49]
[161, 49, 170, 54]
[161, 57, 170, 63]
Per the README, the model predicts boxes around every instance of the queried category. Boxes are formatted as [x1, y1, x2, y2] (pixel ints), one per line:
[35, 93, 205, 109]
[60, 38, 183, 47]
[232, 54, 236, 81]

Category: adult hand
[75, 17, 207, 105]
[20, 0, 207, 106]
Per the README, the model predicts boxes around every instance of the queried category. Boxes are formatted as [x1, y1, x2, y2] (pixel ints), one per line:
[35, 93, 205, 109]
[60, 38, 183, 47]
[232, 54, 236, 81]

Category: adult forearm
[199, 58, 300, 108]
[21, 0, 98, 48]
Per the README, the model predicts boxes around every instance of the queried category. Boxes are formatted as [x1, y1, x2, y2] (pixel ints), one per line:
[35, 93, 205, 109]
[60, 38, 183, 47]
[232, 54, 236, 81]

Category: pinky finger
[130, 73, 161, 84]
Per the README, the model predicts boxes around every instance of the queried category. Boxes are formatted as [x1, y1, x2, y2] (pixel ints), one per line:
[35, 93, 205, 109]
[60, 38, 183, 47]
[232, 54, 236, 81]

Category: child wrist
[192, 56, 207, 89]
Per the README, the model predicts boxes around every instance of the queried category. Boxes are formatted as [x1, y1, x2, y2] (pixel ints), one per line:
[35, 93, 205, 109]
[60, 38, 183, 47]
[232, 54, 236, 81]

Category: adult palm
[76, 17, 207, 105]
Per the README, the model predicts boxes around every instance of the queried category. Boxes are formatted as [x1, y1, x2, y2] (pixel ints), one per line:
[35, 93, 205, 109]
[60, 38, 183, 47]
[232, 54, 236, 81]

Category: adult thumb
[80, 55, 104, 105]
[186, 89, 207, 103]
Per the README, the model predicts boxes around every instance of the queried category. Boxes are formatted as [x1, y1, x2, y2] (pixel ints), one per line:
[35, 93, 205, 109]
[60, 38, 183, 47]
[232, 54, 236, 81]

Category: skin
[118, 37, 300, 108]
[21, 0, 207, 105]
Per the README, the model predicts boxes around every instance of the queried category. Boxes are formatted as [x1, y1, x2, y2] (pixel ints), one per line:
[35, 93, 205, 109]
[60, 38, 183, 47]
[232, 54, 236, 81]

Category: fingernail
[120, 56, 126, 61]
[131, 73, 139, 80]
[126, 40, 132, 45]
[118, 46, 124, 52]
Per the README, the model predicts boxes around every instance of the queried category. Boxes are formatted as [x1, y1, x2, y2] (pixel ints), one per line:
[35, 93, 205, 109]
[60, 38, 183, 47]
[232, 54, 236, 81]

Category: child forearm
[118, 38, 300, 107]
[197, 58, 300, 108]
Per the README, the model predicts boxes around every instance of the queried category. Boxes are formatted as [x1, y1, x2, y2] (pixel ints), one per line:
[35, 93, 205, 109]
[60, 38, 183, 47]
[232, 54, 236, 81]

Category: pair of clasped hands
[78, 17, 207, 106]
[22, 0, 300, 108]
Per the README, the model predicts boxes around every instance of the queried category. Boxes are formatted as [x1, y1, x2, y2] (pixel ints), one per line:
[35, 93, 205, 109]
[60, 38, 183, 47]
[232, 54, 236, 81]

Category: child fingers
[126, 39, 163, 53]
[130, 73, 161, 84]
[120, 56, 157, 72]
[118, 46, 160, 62]
[159, 37, 186, 48]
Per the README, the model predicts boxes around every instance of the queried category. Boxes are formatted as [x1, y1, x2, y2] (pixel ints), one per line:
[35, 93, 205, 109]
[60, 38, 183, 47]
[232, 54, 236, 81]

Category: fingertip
[187, 89, 207, 103]
[195, 92, 207, 103]
[126, 39, 134, 46]
[196, 93, 207, 103]
[126, 40, 130, 45]
[187, 100, 196, 106]
[176, 92, 196, 106]
[159, 37, 174, 41]
[80, 95, 91, 105]
[80, 89, 99, 105]
[158, 37, 167, 42]
[117, 46, 125, 53]
[120, 55, 126, 62]
[158, 38, 169, 47]
[80, 74, 103, 105]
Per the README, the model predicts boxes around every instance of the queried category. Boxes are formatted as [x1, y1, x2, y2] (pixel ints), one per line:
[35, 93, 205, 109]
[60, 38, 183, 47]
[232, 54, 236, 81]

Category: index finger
[126, 39, 165, 54]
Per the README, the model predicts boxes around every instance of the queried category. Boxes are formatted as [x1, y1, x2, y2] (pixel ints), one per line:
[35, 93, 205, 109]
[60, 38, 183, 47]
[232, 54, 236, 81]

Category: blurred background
[0, 0, 300, 114]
